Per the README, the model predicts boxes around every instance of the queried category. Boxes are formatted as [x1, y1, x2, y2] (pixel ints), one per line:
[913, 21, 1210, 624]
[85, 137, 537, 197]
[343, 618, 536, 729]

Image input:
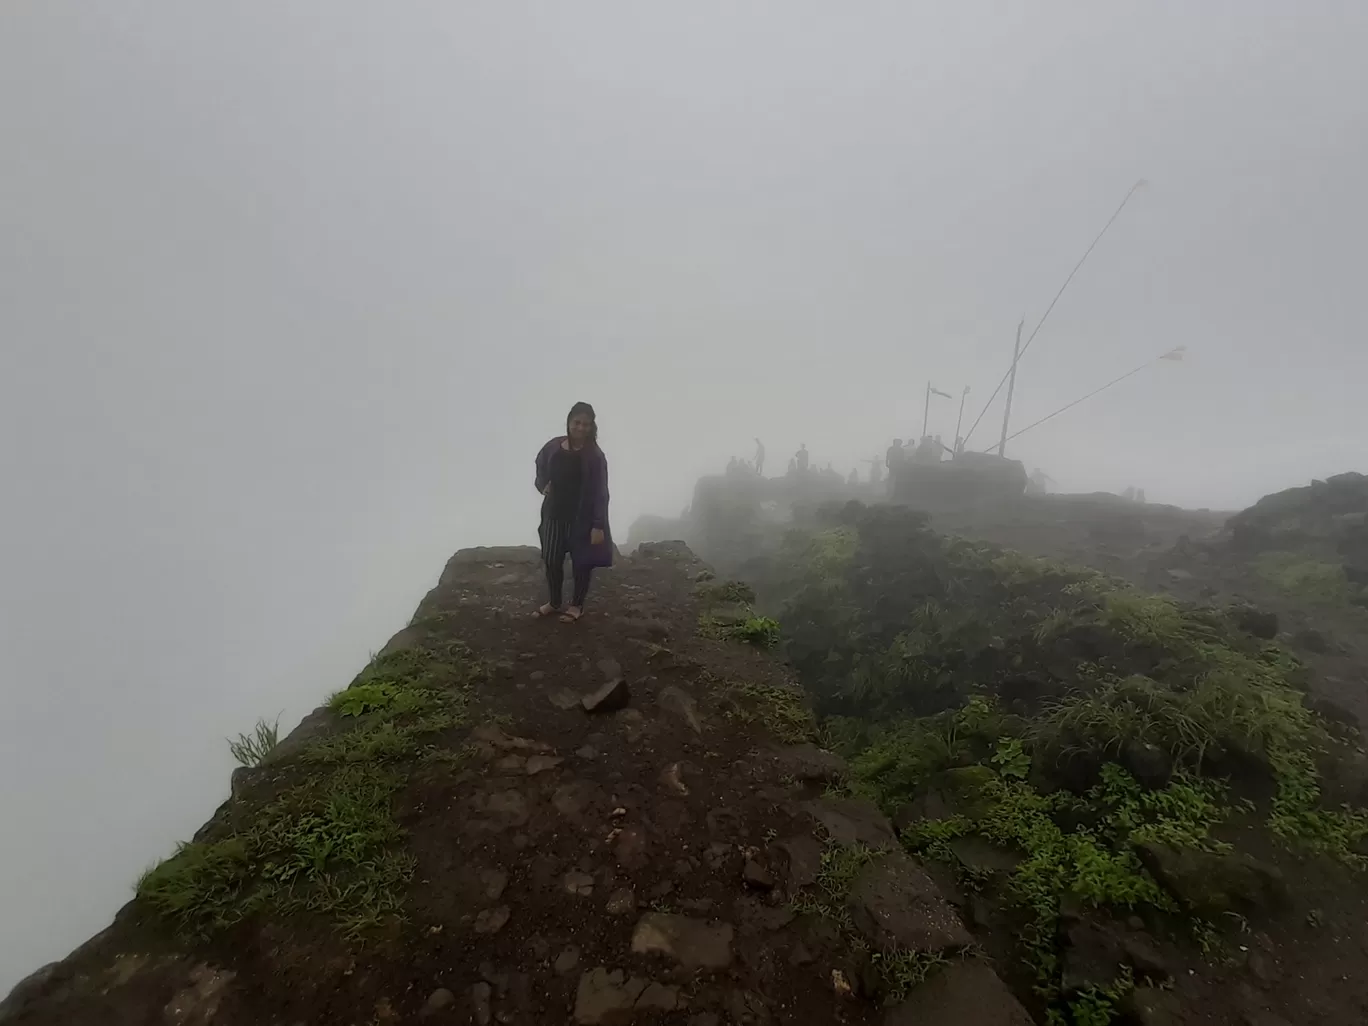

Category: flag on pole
[930, 387, 954, 398]
[1159, 346, 1186, 361]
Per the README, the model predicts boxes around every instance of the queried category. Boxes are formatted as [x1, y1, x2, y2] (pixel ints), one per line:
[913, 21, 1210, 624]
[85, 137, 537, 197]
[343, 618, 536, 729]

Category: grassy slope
[759, 502, 1368, 1024]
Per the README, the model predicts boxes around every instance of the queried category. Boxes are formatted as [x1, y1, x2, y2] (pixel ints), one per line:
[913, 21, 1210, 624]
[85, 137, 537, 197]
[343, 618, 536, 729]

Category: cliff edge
[2, 542, 1024, 1026]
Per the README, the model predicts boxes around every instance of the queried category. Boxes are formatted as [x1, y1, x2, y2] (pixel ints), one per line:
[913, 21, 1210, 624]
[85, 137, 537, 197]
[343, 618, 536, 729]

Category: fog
[2, 0, 1366, 990]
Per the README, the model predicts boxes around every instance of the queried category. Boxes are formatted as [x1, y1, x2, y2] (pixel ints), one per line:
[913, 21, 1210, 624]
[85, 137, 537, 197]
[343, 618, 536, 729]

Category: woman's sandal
[534, 604, 561, 618]
[559, 607, 583, 624]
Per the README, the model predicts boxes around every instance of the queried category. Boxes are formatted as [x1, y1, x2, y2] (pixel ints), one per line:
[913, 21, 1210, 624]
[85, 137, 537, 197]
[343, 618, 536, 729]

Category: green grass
[698, 579, 757, 606]
[900, 764, 1186, 1003]
[787, 839, 957, 1005]
[1268, 744, 1368, 865]
[141, 642, 486, 938]
[698, 608, 783, 648]
[1253, 551, 1353, 605]
[727, 616, 782, 647]
[760, 503, 1368, 1021]
[137, 764, 411, 939]
[228, 716, 280, 768]
[1101, 592, 1194, 647]
[1055, 971, 1135, 1026]
[306, 645, 481, 764]
[868, 948, 951, 1004]
[721, 680, 818, 744]
[302, 711, 462, 764]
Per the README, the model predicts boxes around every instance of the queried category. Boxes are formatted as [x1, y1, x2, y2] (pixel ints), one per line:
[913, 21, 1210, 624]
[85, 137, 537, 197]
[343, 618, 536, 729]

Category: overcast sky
[2, 0, 1366, 990]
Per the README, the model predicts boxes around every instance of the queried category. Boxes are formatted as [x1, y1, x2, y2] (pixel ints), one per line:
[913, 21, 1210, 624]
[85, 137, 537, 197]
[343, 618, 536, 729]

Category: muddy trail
[1, 543, 1028, 1026]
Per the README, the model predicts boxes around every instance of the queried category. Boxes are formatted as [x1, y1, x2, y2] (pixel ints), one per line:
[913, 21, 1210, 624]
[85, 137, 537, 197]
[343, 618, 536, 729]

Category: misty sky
[2, 0, 1366, 990]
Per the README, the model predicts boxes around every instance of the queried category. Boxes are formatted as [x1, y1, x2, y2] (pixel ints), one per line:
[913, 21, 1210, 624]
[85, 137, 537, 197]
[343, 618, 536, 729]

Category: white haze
[2, 0, 1366, 990]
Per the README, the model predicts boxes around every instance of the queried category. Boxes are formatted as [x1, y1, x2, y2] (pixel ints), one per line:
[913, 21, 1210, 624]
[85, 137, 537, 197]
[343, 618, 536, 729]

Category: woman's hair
[567, 401, 598, 446]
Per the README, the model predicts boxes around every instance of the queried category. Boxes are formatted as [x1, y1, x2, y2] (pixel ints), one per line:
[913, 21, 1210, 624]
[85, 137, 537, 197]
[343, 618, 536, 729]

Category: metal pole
[922, 380, 931, 440]
[961, 179, 1148, 447]
[998, 320, 1024, 456]
[954, 386, 969, 451]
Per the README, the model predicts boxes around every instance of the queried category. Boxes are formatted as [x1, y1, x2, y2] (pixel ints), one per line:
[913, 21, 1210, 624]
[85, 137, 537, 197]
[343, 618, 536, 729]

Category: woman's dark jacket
[534, 437, 614, 569]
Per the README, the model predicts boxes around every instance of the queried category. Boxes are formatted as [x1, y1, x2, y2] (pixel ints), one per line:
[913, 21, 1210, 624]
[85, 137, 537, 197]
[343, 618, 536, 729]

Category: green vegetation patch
[700, 612, 783, 647]
[787, 840, 952, 1004]
[698, 579, 757, 606]
[727, 616, 782, 647]
[721, 679, 818, 745]
[307, 643, 484, 765]
[138, 764, 410, 939]
[1253, 551, 1353, 606]
[895, 753, 1225, 1011]
[228, 716, 280, 768]
[750, 501, 1368, 1022]
[143, 642, 486, 939]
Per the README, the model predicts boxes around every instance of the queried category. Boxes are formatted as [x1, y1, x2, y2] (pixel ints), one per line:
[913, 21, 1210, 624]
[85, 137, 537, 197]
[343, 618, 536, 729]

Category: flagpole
[922, 380, 931, 440]
[954, 386, 968, 452]
[998, 319, 1024, 456]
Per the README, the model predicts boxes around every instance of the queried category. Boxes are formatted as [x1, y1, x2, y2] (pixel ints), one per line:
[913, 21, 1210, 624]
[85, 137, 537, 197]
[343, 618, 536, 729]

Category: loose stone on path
[479, 869, 508, 901]
[563, 871, 595, 897]
[473, 906, 510, 935]
[630, 913, 734, 969]
[525, 754, 563, 775]
[573, 969, 680, 1026]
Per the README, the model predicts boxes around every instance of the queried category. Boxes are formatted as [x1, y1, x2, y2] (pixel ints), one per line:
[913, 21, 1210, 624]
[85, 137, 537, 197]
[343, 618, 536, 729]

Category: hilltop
[1, 543, 1029, 1026]
[7, 472, 1368, 1026]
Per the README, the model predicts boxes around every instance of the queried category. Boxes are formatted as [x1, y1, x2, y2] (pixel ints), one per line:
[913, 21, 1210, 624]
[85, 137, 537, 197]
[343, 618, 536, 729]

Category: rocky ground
[0, 543, 1029, 1026]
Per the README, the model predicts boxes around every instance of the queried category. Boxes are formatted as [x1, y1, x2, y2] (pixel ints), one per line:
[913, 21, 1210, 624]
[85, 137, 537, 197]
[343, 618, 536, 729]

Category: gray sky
[2, 0, 1366, 989]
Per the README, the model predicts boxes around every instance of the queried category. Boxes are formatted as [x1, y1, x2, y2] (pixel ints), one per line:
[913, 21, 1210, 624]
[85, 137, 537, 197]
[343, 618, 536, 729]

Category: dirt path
[0, 543, 1027, 1026]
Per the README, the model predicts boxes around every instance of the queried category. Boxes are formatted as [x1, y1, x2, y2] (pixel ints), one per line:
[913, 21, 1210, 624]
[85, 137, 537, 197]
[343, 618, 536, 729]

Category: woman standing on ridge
[534, 402, 613, 622]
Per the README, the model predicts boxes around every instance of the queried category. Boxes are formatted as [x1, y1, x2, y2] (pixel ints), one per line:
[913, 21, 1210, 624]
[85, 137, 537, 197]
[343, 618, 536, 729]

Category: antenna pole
[998, 319, 1024, 456]
[962, 178, 1148, 446]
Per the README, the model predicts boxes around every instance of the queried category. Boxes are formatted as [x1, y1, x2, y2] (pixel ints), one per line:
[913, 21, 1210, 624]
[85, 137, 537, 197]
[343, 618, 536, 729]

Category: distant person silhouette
[534, 402, 612, 623]
[754, 438, 765, 477]
[867, 454, 883, 484]
[886, 439, 905, 474]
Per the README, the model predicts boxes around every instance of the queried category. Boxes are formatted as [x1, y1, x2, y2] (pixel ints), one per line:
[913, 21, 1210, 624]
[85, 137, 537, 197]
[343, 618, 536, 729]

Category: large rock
[630, 913, 734, 969]
[1137, 842, 1287, 915]
[774, 835, 824, 894]
[573, 968, 679, 1025]
[946, 836, 1021, 878]
[802, 797, 898, 851]
[846, 853, 972, 955]
[1059, 920, 1170, 994]
[0, 962, 60, 1023]
[882, 959, 1033, 1026]
[582, 677, 630, 714]
[767, 744, 847, 783]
